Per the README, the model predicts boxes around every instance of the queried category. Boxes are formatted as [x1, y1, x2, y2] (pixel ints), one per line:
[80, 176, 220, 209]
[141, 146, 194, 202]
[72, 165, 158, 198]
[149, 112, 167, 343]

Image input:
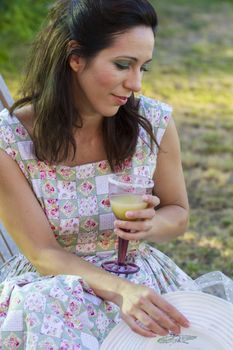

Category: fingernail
[142, 195, 149, 201]
[170, 326, 180, 335]
[126, 211, 133, 218]
[183, 320, 190, 328]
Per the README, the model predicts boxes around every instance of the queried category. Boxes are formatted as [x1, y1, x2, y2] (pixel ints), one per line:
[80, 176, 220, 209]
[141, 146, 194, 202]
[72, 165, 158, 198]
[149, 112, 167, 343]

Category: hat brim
[101, 291, 233, 350]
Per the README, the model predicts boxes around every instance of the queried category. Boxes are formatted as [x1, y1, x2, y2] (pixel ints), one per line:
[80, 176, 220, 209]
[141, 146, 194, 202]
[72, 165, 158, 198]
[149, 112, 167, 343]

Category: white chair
[0, 74, 14, 110]
[0, 74, 19, 266]
[0, 224, 19, 265]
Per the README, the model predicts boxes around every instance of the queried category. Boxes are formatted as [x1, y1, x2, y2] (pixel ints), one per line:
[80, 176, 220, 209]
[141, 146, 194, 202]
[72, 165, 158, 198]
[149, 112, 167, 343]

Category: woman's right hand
[113, 281, 190, 337]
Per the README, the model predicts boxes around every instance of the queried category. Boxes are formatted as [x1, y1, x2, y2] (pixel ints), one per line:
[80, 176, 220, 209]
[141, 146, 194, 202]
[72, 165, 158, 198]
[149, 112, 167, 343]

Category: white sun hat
[101, 291, 233, 350]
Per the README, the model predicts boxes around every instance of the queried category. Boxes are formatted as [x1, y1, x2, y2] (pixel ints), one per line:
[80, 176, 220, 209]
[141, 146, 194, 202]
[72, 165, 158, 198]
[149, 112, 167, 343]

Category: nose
[123, 69, 142, 93]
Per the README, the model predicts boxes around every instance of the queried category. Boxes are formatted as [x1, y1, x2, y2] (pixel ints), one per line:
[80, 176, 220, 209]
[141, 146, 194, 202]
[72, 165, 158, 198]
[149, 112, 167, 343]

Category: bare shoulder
[14, 105, 34, 135]
[159, 116, 180, 154]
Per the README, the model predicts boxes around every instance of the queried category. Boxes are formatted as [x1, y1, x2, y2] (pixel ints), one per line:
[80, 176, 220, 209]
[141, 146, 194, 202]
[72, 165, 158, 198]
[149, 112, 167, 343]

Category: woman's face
[70, 26, 155, 119]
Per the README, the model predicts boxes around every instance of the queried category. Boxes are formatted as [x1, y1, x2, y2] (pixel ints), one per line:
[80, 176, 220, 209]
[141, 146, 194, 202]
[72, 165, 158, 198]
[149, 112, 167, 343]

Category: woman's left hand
[114, 195, 160, 241]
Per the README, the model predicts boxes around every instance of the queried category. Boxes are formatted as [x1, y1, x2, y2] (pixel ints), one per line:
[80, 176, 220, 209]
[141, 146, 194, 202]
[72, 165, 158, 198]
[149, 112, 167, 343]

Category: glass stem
[118, 236, 129, 265]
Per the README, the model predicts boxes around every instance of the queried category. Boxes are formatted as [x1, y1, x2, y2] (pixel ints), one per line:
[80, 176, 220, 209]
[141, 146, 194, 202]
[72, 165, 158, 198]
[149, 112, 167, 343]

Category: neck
[76, 114, 103, 141]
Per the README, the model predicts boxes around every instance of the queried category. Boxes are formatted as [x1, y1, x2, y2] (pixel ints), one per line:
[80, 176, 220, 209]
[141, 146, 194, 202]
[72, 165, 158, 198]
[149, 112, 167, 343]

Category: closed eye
[114, 62, 130, 70]
[114, 62, 150, 72]
[141, 64, 150, 72]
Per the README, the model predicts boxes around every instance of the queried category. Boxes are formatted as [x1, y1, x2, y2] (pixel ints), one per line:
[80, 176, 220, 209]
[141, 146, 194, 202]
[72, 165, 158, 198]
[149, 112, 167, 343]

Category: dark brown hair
[10, 0, 159, 170]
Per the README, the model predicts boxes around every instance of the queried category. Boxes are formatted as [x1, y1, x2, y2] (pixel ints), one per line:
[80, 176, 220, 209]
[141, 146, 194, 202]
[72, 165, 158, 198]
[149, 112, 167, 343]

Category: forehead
[99, 26, 155, 59]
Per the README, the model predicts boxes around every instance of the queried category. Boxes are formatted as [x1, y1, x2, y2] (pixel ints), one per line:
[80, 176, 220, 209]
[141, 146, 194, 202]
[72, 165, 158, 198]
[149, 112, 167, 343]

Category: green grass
[146, 0, 233, 278]
[1, 0, 233, 278]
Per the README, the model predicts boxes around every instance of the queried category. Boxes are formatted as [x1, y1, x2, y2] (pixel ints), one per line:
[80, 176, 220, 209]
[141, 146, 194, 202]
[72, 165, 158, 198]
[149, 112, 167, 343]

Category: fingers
[114, 228, 145, 240]
[122, 314, 157, 338]
[133, 294, 181, 336]
[122, 298, 186, 337]
[115, 217, 151, 232]
[126, 207, 156, 220]
[133, 309, 169, 336]
[114, 219, 151, 240]
[115, 225, 148, 241]
[114, 211, 153, 240]
[120, 283, 190, 338]
[125, 194, 159, 220]
[113, 195, 159, 240]
[143, 303, 180, 335]
[149, 293, 190, 329]
[143, 194, 160, 208]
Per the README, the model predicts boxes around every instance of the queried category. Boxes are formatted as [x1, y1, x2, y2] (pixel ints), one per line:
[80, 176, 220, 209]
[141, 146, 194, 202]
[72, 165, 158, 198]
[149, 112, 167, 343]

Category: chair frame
[0, 74, 14, 110]
[0, 74, 18, 266]
[0, 225, 17, 264]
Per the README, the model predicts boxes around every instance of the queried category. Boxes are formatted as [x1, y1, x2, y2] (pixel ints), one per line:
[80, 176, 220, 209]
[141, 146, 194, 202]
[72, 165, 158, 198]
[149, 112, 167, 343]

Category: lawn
[146, 0, 233, 277]
[1, 0, 233, 278]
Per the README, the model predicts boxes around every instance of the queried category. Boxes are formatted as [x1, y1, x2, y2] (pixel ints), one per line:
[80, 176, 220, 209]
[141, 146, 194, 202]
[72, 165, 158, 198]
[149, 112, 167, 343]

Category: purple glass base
[101, 260, 140, 275]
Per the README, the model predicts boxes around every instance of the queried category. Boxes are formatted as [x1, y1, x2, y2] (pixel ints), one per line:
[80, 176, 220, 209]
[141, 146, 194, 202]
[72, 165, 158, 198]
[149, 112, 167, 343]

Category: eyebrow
[115, 56, 153, 64]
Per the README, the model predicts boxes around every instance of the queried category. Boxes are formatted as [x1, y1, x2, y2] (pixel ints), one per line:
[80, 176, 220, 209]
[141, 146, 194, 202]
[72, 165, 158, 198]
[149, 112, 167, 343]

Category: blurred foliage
[0, 0, 233, 278]
[0, 0, 50, 79]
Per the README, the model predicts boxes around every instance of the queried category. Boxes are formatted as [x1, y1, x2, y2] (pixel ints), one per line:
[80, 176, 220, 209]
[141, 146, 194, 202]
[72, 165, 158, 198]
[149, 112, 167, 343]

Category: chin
[103, 106, 121, 117]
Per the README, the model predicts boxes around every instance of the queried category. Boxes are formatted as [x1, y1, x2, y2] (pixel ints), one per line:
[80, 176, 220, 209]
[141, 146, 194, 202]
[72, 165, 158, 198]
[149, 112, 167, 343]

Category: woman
[0, 0, 231, 349]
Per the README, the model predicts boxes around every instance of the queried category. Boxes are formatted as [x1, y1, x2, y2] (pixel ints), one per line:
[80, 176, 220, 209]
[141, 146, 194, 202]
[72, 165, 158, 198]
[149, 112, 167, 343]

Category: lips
[112, 94, 130, 105]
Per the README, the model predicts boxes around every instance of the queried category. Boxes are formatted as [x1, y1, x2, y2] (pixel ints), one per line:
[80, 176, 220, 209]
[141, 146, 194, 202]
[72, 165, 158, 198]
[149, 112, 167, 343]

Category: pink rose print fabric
[0, 96, 195, 350]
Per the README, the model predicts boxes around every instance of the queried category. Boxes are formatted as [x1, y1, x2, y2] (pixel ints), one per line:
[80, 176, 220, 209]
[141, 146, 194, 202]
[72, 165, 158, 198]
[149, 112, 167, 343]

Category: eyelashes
[114, 62, 130, 70]
[141, 66, 150, 72]
[114, 62, 150, 72]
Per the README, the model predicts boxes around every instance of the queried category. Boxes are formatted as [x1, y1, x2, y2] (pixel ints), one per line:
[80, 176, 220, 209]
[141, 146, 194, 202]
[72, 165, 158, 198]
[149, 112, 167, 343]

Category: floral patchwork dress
[0, 95, 232, 350]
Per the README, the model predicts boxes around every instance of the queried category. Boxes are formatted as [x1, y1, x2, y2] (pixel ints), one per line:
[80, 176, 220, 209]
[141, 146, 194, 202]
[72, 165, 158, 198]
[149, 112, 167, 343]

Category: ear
[68, 40, 81, 72]
[69, 55, 81, 72]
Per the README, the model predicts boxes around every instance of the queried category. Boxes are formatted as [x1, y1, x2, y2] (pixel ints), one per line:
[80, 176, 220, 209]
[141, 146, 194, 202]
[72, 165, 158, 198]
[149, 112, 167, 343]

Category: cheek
[93, 70, 119, 90]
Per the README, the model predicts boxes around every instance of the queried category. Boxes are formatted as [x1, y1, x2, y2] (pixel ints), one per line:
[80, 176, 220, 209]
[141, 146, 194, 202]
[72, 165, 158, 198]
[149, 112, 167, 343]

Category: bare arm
[114, 117, 189, 243]
[150, 116, 189, 242]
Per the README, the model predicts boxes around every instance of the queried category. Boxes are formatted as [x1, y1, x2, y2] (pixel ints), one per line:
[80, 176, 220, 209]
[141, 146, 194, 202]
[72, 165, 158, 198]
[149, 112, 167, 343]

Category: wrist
[109, 277, 133, 306]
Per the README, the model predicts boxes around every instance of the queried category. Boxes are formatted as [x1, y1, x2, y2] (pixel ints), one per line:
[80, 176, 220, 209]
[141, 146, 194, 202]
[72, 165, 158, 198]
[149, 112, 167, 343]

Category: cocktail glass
[101, 174, 154, 275]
